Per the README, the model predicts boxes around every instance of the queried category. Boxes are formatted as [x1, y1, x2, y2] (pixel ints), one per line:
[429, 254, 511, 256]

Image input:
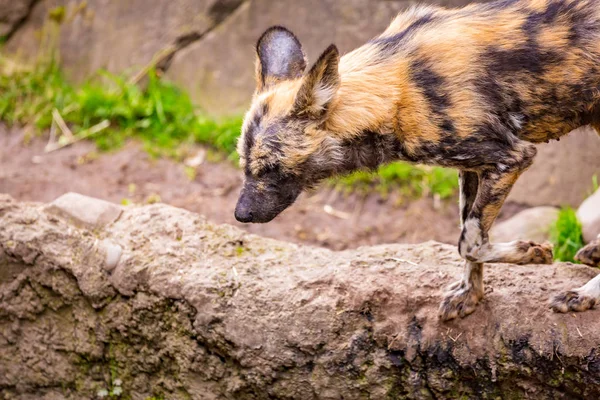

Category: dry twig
[44, 120, 110, 153]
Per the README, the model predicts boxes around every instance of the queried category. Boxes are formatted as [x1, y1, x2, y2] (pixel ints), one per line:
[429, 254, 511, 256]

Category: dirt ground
[0, 124, 524, 250]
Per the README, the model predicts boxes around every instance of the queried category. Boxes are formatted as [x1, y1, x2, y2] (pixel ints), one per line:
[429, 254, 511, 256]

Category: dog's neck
[335, 130, 406, 175]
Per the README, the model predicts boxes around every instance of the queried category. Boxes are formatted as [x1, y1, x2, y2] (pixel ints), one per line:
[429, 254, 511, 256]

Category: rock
[490, 206, 558, 243]
[45, 192, 122, 229]
[1, 194, 600, 399]
[0, 0, 35, 36]
[98, 239, 122, 272]
[6, 0, 246, 83]
[509, 127, 600, 207]
[577, 188, 600, 243]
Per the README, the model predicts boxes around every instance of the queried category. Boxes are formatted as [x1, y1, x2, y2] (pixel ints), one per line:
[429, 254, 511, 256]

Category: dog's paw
[550, 290, 596, 313]
[574, 240, 600, 267]
[439, 281, 483, 321]
[516, 240, 553, 265]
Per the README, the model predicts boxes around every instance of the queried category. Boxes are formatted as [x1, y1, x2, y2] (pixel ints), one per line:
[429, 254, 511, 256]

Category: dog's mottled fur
[234, 0, 600, 320]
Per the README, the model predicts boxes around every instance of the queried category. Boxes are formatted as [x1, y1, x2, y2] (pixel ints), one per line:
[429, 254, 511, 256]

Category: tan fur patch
[527, 0, 549, 12]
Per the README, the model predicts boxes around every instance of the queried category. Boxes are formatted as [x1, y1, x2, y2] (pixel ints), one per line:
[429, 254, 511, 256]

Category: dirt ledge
[1, 193, 599, 399]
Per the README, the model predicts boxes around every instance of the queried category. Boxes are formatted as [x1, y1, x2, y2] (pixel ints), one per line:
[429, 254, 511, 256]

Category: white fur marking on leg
[460, 218, 483, 258]
[578, 274, 600, 300]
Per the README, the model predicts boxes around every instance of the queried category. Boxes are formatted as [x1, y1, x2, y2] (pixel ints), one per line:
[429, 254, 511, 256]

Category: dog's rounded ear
[256, 26, 307, 91]
[292, 44, 340, 120]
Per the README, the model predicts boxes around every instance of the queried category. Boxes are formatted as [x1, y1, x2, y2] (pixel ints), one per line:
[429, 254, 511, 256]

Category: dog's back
[333, 0, 600, 150]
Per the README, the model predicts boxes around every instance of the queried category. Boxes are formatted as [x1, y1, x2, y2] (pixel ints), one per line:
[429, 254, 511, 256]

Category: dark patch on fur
[440, 119, 456, 133]
[411, 59, 455, 134]
[568, 17, 599, 46]
[402, 136, 507, 169]
[371, 14, 436, 56]
[411, 59, 450, 111]
[522, 0, 598, 48]
[459, 171, 479, 224]
[474, 75, 528, 143]
[523, 0, 577, 35]
[336, 131, 405, 173]
[483, 44, 563, 76]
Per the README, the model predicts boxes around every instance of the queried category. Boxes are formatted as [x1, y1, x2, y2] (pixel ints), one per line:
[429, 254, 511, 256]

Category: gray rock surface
[1, 193, 600, 399]
[0, 0, 34, 36]
[578, 188, 600, 243]
[6, 0, 246, 82]
[489, 206, 558, 243]
[509, 127, 600, 208]
[45, 192, 123, 229]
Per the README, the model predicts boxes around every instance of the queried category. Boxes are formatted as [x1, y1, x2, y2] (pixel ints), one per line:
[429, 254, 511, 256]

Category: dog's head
[235, 27, 343, 223]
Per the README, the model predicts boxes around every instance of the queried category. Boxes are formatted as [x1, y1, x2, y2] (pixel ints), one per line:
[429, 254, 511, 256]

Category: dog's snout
[234, 199, 254, 223]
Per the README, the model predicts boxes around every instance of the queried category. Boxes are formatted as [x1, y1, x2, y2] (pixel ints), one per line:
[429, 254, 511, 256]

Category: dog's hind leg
[551, 273, 600, 313]
[551, 238, 600, 313]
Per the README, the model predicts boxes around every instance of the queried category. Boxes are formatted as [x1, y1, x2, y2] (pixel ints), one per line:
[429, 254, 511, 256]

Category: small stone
[577, 189, 600, 243]
[490, 206, 559, 243]
[99, 239, 123, 272]
[44, 192, 123, 230]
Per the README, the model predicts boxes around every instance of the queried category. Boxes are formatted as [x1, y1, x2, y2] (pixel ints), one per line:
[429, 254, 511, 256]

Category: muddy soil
[0, 125, 524, 250]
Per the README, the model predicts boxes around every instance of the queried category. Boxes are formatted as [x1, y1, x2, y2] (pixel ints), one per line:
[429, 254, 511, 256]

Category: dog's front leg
[439, 171, 484, 321]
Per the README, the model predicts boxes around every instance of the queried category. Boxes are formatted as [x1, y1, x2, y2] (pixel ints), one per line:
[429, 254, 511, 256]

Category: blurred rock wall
[3, 0, 600, 207]
[0, 0, 35, 37]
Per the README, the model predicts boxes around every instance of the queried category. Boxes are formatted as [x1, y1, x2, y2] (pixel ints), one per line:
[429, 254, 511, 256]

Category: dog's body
[235, 0, 600, 319]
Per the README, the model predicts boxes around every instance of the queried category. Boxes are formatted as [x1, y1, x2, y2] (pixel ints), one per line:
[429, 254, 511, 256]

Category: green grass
[591, 174, 599, 194]
[549, 207, 585, 263]
[0, 54, 458, 200]
[0, 56, 242, 159]
[332, 162, 458, 200]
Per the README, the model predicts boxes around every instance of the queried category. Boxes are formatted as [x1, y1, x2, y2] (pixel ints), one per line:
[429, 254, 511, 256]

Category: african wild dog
[234, 0, 600, 320]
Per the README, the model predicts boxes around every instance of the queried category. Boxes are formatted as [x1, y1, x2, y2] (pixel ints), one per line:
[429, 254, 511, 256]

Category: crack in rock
[157, 0, 249, 73]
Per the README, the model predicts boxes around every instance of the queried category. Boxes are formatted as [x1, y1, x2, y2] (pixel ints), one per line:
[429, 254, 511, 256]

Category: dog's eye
[256, 165, 280, 179]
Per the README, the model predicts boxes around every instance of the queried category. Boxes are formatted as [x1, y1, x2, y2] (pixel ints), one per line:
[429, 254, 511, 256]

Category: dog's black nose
[234, 205, 253, 223]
